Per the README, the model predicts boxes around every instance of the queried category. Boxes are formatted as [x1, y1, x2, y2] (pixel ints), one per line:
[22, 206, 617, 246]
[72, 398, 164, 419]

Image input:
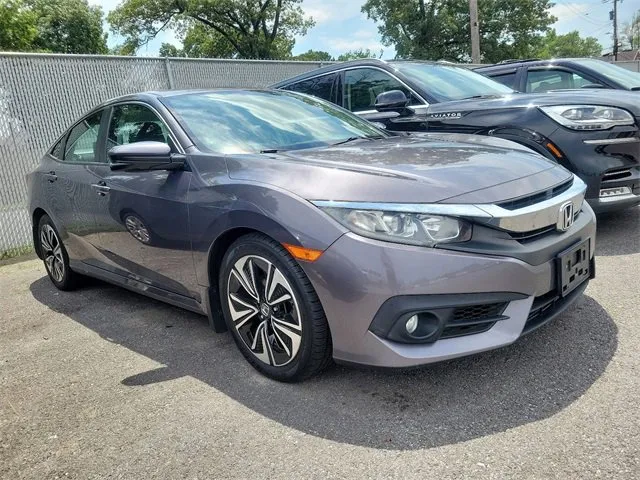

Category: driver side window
[106, 104, 175, 158]
[343, 68, 420, 113]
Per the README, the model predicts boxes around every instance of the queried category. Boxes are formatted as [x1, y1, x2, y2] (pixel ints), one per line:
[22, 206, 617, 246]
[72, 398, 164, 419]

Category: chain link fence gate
[0, 53, 326, 257]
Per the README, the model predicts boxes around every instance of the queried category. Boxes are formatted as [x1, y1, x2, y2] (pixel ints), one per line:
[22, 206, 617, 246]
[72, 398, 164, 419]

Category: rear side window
[106, 103, 175, 155]
[526, 69, 602, 93]
[491, 72, 517, 89]
[283, 73, 338, 102]
[63, 111, 103, 163]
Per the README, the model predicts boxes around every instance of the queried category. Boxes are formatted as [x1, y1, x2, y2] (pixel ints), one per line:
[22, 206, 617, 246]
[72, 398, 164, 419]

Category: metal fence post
[165, 57, 175, 89]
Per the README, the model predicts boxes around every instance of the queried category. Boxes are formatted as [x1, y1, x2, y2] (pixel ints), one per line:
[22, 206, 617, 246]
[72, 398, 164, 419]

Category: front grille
[441, 302, 508, 339]
[602, 168, 632, 182]
[497, 178, 574, 211]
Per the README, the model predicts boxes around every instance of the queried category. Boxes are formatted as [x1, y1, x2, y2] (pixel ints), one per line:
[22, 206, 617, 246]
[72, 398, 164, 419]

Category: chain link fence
[0, 53, 326, 257]
[1, 53, 638, 257]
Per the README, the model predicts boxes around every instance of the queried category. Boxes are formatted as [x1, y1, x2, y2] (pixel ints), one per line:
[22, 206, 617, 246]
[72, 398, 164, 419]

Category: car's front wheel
[219, 233, 332, 382]
[38, 214, 80, 291]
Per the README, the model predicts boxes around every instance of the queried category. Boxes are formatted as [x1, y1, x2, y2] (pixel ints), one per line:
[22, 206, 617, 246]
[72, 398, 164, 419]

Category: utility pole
[611, 0, 619, 61]
[469, 0, 481, 64]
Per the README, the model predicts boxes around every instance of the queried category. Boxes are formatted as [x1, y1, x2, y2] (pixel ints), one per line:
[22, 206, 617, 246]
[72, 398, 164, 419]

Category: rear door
[44, 109, 109, 263]
[88, 102, 198, 298]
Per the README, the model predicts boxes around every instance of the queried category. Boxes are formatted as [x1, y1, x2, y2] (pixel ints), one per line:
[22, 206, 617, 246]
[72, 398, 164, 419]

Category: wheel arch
[32, 207, 49, 259]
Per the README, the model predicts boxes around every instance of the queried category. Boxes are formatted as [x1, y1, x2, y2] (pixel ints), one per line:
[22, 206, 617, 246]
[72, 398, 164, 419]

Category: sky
[92, 0, 640, 58]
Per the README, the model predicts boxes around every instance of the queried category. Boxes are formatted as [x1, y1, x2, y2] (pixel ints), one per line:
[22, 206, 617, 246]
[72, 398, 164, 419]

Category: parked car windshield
[393, 62, 515, 102]
[573, 59, 640, 90]
[161, 90, 388, 154]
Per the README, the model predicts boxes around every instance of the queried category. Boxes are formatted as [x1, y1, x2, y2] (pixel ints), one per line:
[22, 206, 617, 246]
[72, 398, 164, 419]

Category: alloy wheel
[124, 215, 151, 244]
[40, 224, 65, 283]
[227, 255, 302, 367]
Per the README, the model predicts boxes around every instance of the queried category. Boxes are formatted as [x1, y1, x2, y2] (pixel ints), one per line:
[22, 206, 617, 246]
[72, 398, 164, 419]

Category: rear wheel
[38, 215, 79, 291]
[219, 233, 332, 382]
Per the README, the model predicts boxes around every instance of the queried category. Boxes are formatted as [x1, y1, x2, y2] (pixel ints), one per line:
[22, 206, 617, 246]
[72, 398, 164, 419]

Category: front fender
[189, 181, 348, 287]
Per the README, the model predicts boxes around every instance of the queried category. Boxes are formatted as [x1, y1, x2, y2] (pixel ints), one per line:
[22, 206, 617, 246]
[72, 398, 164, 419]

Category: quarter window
[106, 104, 175, 156]
[283, 73, 338, 102]
[343, 68, 420, 112]
[63, 111, 103, 163]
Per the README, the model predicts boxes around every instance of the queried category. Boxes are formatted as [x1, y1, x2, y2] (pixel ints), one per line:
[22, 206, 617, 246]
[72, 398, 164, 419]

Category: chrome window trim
[312, 176, 587, 233]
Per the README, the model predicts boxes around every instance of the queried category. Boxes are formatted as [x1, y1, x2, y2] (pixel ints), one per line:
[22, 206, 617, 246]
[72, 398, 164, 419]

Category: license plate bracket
[556, 239, 591, 297]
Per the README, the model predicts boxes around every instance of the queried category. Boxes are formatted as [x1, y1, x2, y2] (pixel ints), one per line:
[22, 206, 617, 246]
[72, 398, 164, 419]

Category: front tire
[219, 233, 332, 382]
[38, 215, 80, 291]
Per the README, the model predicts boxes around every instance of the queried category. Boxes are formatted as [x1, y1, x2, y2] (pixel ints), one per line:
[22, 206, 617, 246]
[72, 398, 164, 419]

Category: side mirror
[375, 90, 410, 113]
[108, 141, 185, 171]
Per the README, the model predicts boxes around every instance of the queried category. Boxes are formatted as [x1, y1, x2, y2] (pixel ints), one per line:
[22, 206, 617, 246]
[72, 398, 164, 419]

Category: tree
[622, 10, 640, 50]
[362, 0, 556, 63]
[30, 0, 108, 54]
[336, 48, 382, 61]
[0, 0, 37, 51]
[537, 30, 602, 59]
[0, 0, 108, 54]
[292, 49, 333, 61]
[108, 0, 314, 59]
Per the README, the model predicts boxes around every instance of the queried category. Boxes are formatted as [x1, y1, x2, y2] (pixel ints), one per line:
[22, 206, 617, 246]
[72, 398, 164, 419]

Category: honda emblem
[557, 201, 575, 231]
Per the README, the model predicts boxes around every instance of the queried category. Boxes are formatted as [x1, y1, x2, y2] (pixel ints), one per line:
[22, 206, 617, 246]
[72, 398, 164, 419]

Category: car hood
[428, 90, 640, 116]
[224, 134, 573, 204]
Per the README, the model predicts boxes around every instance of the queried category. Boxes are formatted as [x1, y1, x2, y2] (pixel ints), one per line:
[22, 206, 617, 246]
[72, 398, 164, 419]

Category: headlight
[320, 207, 472, 247]
[540, 105, 634, 130]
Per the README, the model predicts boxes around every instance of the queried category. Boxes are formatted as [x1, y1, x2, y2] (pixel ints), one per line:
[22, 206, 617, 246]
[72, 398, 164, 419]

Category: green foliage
[0, 0, 38, 51]
[0, 0, 108, 54]
[336, 48, 382, 61]
[362, 0, 556, 63]
[108, 0, 314, 59]
[622, 10, 640, 50]
[536, 30, 602, 59]
[292, 49, 333, 61]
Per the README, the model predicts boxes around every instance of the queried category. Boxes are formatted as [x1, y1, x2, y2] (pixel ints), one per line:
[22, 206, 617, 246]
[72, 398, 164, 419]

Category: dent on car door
[44, 110, 110, 264]
[90, 103, 198, 298]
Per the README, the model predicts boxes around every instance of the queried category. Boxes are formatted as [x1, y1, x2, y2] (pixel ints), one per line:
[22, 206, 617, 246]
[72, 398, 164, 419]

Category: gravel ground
[1, 208, 639, 479]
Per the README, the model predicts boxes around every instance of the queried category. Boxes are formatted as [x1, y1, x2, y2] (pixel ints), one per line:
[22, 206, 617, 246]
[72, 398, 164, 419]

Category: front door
[89, 103, 198, 298]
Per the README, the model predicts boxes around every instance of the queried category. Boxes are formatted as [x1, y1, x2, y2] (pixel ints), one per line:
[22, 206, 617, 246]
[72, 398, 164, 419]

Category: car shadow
[595, 206, 639, 257]
[29, 276, 617, 450]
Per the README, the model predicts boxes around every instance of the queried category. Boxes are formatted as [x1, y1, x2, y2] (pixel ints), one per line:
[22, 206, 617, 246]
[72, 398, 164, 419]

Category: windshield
[161, 90, 387, 154]
[574, 59, 640, 89]
[393, 62, 515, 102]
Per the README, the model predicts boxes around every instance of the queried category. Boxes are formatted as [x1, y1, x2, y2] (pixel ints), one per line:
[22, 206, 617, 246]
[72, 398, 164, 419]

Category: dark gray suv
[28, 89, 596, 381]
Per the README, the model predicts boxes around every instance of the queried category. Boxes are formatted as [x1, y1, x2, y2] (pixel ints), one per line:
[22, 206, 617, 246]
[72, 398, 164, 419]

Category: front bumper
[556, 132, 640, 213]
[302, 206, 596, 368]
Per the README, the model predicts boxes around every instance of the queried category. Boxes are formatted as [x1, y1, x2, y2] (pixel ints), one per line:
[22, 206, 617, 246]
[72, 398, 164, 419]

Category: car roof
[475, 58, 601, 72]
[269, 59, 454, 88]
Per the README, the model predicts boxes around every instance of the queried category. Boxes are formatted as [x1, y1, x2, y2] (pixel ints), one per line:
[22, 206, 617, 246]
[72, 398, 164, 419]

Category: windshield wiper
[331, 136, 383, 146]
[459, 94, 509, 100]
[260, 148, 285, 154]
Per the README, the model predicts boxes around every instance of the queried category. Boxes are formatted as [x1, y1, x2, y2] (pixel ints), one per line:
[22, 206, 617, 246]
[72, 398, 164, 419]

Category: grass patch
[1, 244, 34, 261]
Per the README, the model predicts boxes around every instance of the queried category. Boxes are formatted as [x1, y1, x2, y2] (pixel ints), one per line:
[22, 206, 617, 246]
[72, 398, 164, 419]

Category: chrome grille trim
[312, 176, 587, 234]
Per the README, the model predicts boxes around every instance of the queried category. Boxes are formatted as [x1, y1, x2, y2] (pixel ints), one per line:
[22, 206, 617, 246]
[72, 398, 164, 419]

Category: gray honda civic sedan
[28, 89, 596, 381]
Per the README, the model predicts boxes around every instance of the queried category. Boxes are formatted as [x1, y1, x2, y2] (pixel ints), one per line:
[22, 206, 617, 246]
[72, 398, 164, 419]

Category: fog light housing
[405, 315, 419, 334]
[600, 186, 632, 198]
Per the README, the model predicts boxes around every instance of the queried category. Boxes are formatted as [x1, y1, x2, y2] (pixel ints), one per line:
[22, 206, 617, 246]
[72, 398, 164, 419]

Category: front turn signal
[283, 243, 324, 262]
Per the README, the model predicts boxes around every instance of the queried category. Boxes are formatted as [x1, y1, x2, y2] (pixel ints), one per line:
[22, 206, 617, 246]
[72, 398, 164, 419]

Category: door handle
[44, 171, 57, 183]
[91, 181, 110, 196]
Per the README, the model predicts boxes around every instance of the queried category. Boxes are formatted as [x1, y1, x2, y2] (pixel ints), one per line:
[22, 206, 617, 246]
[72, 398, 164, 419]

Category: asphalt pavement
[1, 207, 639, 479]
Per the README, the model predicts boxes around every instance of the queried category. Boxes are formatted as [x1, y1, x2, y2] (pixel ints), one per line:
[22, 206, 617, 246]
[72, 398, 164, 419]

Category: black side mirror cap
[108, 141, 185, 171]
[375, 90, 410, 113]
